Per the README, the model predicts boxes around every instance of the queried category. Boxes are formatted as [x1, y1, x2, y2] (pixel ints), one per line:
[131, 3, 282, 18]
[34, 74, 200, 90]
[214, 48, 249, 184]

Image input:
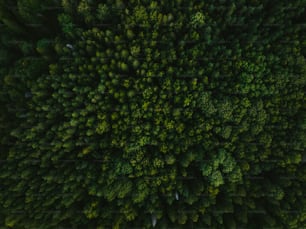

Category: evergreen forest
[0, 0, 305, 228]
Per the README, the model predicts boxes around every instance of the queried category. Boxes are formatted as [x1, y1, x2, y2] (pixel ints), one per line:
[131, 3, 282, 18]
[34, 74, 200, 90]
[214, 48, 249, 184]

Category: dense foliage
[0, 0, 305, 228]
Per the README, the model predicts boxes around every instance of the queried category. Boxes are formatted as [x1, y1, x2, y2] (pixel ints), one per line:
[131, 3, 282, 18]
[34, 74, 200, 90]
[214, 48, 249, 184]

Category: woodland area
[0, 0, 305, 228]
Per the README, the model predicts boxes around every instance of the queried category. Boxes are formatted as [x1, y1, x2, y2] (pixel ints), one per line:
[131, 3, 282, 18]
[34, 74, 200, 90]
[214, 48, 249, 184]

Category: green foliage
[96, 4, 109, 21]
[58, 13, 74, 36]
[0, 0, 305, 228]
[190, 12, 205, 28]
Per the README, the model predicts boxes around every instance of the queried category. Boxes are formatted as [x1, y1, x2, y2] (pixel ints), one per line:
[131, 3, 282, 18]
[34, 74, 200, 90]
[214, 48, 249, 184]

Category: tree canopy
[0, 0, 305, 228]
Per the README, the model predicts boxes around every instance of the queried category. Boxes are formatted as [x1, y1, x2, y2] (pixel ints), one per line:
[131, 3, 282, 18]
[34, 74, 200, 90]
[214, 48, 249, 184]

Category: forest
[0, 0, 305, 228]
